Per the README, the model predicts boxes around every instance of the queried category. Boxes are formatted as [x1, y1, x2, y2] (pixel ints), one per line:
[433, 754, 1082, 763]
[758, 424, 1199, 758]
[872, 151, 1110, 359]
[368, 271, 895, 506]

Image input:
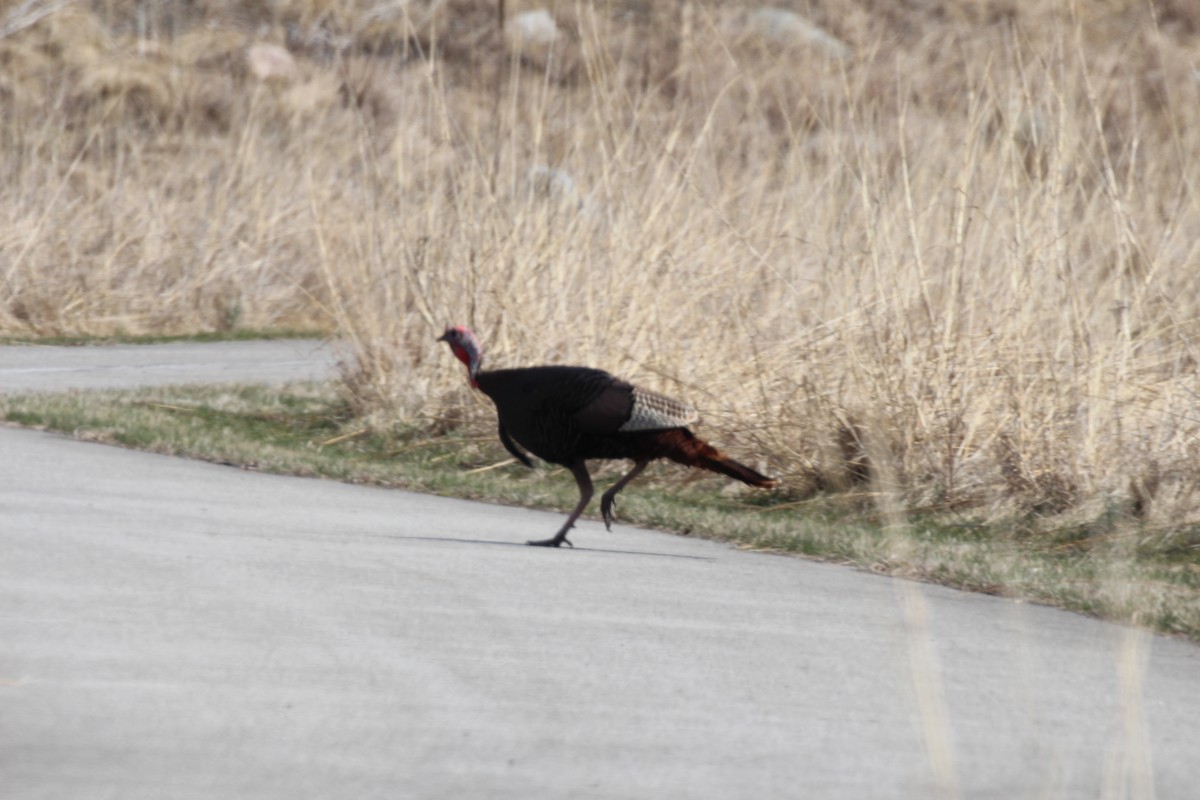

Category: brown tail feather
[654, 429, 778, 488]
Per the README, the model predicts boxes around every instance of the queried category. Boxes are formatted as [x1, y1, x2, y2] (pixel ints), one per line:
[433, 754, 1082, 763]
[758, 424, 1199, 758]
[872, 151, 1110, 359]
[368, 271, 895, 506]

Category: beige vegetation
[3, 0, 1200, 557]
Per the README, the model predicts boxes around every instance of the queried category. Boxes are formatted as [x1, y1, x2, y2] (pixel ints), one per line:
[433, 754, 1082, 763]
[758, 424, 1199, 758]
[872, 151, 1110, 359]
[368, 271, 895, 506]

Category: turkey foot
[601, 459, 650, 531]
[527, 529, 573, 548]
[525, 463, 588, 547]
[600, 493, 618, 530]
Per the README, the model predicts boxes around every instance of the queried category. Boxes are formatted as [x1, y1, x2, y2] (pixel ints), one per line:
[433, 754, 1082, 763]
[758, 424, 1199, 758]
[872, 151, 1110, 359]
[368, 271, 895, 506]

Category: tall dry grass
[4, 0, 1200, 537]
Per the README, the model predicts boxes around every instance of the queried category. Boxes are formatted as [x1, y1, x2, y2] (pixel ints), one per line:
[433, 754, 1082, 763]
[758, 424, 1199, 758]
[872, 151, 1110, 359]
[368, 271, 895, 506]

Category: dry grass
[4, 0, 1200, 557]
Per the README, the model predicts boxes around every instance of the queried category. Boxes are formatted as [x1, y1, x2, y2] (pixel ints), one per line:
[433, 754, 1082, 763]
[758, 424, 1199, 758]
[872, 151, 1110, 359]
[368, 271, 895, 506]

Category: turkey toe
[527, 535, 573, 548]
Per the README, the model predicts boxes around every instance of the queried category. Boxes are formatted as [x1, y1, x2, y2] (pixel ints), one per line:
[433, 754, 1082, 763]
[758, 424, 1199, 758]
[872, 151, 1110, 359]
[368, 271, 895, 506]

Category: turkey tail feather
[699, 452, 779, 488]
[655, 430, 778, 488]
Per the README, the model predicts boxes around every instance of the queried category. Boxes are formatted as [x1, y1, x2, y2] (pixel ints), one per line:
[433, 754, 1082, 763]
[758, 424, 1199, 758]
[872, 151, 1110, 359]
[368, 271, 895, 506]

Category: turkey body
[476, 366, 697, 465]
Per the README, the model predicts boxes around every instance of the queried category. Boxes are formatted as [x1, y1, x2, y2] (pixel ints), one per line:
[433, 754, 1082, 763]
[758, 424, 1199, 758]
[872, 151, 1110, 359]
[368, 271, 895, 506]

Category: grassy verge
[3, 381, 1197, 642]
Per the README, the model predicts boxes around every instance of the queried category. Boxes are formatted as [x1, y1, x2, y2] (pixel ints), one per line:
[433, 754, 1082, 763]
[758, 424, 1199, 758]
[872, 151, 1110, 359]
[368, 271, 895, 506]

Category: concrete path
[1, 342, 1198, 799]
[0, 339, 337, 393]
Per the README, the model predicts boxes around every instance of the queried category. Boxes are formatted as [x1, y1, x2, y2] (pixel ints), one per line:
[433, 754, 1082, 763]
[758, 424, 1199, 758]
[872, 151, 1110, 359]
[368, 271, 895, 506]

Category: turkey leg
[528, 461, 593, 548]
[600, 458, 650, 530]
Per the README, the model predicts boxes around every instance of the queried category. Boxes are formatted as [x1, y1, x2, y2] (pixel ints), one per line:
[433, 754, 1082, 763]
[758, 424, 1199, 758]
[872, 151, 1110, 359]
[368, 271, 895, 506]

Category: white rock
[246, 42, 297, 83]
[506, 9, 559, 47]
[524, 165, 581, 210]
[745, 8, 850, 59]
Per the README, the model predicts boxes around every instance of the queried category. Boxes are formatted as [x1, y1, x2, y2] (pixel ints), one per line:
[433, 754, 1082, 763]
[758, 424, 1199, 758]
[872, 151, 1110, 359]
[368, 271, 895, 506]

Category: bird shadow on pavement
[392, 534, 716, 561]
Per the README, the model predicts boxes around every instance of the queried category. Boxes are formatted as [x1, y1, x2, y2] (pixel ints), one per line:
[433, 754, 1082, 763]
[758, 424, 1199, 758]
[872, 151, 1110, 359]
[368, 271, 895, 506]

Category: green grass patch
[3, 382, 1198, 642]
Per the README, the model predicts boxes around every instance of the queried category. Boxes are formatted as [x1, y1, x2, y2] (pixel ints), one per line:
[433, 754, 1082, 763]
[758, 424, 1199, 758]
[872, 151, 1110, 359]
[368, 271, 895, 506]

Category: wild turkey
[438, 326, 778, 547]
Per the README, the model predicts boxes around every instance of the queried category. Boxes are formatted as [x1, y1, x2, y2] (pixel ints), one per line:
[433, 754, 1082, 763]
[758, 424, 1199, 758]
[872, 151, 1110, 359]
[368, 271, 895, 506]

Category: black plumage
[439, 326, 777, 547]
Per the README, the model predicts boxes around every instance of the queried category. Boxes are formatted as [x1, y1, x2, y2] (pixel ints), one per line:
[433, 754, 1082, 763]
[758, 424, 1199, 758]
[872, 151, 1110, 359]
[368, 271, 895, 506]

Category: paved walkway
[0, 339, 337, 393]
